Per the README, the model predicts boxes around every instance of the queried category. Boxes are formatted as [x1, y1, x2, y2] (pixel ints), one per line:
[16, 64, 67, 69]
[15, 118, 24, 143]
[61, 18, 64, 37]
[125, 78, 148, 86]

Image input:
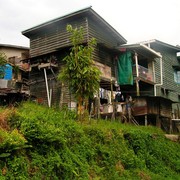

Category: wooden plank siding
[22, 7, 128, 108]
[29, 15, 119, 78]
[87, 18, 121, 79]
[28, 14, 121, 105]
[153, 45, 180, 102]
[29, 67, 57, 106]
[29, 64, 74, 108]
[87, 18, 120, 48]
[92, 46, 116, 78]
[30, 17, 88, 57]
[133, 97, 172, 118]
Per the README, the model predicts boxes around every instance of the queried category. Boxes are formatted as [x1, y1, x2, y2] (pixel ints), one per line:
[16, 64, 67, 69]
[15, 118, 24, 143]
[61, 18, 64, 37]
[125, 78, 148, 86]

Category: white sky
[0, 0, 180, 47]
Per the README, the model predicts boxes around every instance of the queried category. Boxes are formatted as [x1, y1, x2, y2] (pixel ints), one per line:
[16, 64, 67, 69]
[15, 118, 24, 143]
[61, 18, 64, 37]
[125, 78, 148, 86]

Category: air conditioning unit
[0, 79, 8, 88]
[0, 79, 13, 88]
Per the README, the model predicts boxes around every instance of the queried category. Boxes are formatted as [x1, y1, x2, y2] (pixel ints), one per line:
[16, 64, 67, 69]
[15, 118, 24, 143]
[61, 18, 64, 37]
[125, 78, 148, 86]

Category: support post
[44, 68, 50, 107]
[49, 88, 52, 107]
[97, 89, 100, 119]
[60, 82, 64, 109]
[136, 79, 140, 96]
[111, 79, 115, 120]
[134, 52, 140, 96]
[156, 115, 161, 128]
[169, 118, 172, 134]
[145, 115, 147, 126]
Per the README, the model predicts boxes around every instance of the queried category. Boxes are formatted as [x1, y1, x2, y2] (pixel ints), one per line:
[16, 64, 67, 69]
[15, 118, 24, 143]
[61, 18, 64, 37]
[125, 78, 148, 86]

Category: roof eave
[141, 39, 180, 52]
[0, 43, 29, 50]
[118, 43, 162, 58]
[89, 9, 127, 43]
[22, 6, 92, 36]
[22, 7, 127, 43]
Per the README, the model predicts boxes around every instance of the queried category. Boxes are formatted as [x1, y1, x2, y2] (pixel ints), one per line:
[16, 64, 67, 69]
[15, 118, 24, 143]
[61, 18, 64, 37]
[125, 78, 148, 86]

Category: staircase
[130, 115, 139, 126]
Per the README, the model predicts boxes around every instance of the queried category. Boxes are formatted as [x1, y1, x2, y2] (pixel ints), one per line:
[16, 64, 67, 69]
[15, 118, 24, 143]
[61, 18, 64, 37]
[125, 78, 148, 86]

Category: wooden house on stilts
[22, 7, 180, 133]
[22, 7, 127, 108]
[117, 40, 180, 133]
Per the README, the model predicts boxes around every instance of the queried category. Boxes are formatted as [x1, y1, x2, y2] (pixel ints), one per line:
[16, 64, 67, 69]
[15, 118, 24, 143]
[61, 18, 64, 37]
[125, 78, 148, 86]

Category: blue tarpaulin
[4, 64, 12, 80]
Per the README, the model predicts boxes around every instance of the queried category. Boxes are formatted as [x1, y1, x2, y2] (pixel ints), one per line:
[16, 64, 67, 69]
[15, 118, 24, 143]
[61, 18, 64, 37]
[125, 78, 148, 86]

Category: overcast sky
[0, 0, 180, 47]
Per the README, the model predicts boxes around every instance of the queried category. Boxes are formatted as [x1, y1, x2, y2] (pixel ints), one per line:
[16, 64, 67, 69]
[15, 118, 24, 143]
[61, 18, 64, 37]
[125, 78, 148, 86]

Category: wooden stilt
[156, 115, 161, 128]
[169, 118, 172, 134]
[145, 115, 147, 126]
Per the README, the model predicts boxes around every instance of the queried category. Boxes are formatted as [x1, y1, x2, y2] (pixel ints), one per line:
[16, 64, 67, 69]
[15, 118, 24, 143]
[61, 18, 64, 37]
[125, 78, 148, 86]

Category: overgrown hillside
[0, 102, 180, 179]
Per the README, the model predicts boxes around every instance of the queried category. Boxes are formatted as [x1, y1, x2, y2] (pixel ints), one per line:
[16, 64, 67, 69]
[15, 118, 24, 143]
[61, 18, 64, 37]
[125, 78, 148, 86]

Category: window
[174, 70, 180, 84]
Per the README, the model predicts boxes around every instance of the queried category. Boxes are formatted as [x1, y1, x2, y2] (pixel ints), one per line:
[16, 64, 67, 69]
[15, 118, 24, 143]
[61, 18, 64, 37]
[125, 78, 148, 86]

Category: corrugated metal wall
[154, 45, 180, 102]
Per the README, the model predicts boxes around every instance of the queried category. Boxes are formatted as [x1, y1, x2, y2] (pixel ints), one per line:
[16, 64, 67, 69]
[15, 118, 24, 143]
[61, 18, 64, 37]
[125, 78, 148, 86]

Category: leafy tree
[0, 52, 7, 78]
[58, 25, 101, 119]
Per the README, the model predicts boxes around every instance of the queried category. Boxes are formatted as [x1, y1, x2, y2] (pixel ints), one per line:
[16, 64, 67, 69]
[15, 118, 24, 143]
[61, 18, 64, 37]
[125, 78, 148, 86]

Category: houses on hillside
[1, 7, 180, 132]
[118, 40, 180, 132]
[0, 44, 30, 105]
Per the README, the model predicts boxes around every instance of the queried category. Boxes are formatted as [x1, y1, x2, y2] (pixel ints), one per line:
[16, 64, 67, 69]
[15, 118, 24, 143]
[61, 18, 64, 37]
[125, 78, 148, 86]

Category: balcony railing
[133, 65, 154, 82]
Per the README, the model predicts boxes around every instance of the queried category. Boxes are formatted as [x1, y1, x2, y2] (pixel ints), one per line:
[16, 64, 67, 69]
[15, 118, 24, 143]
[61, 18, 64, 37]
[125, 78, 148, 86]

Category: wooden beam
[38, 63, 58, 69]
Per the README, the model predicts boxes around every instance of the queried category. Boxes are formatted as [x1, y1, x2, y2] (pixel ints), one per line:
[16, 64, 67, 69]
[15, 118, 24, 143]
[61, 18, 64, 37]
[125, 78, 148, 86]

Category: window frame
[174, 69, 180, 84]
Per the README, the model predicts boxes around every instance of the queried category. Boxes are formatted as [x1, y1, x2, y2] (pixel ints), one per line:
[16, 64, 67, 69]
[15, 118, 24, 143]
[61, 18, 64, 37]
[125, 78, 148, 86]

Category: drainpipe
[140, 43, 163, 96]
[154, 56, 163, 96]
[140, 44, 162, 58]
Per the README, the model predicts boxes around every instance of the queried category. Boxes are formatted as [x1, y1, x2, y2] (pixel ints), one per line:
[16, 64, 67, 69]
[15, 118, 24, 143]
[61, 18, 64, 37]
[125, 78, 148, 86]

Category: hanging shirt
[115, 91, 124, 102]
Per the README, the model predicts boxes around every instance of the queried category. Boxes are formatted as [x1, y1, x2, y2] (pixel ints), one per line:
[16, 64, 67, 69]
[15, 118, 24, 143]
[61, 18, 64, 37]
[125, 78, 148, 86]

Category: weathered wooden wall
[29, 14, 123, 80]
[88, 17, 121, 78]
[159, 98, 172, 118]
[29, 67, 58, 106]
[29, 17, 88, 58]
[87, 18, 121, 48]
[147, 97, 172, 118]
[27, 13, 126, 107]
[133, 97, 172, 118]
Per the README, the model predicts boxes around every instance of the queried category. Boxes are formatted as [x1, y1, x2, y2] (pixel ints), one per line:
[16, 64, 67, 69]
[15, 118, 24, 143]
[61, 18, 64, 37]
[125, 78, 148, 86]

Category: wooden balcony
[133, 65, 154, 84]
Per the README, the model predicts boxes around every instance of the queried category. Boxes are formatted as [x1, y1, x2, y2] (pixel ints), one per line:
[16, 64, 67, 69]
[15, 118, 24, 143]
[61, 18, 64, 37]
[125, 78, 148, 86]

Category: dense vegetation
[0, 102, 180, 179]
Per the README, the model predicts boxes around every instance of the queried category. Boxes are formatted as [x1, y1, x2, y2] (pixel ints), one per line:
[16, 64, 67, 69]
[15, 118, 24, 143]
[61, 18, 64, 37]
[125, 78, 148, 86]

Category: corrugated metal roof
[140, 39, 180, 52]
[118, 40, 180, 57]
[118, 43, 162, 59]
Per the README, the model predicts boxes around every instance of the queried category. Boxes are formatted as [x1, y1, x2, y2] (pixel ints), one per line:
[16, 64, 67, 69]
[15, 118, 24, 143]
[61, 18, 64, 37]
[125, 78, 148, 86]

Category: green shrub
[123, 129, 180, 178]
[0, 102, 179, 179]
